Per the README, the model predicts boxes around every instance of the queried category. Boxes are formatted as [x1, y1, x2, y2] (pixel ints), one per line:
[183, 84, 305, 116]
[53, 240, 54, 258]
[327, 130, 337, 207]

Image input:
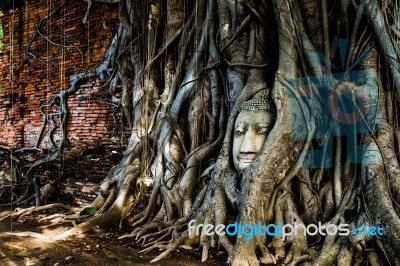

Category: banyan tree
[2, 0, 400, 265]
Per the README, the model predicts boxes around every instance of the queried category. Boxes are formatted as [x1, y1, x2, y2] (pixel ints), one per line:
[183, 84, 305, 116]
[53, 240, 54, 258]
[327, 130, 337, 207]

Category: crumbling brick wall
[0, 0, 125, 150]
[0, 1, 127, 202]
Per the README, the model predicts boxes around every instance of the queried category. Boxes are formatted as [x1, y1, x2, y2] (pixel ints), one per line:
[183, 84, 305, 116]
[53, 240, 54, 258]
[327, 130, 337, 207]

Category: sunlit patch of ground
[0, 214, 226, 266]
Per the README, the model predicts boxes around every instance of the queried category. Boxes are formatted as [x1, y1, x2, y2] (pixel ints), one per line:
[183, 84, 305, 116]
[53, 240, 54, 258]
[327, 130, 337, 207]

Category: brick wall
[0, 0, 126, 150]
[0, 1, 128, 201]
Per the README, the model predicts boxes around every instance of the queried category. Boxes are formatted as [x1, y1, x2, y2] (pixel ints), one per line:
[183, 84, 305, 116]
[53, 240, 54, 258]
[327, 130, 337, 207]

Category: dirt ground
[0, 210, 227, 266]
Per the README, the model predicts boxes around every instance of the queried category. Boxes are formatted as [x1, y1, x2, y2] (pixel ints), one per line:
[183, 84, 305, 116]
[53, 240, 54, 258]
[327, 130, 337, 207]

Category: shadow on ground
[0, 215, 227, 266]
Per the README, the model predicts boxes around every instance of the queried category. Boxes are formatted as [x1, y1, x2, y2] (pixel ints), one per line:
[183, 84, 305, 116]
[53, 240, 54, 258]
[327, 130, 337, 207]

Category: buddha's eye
[235, 127, 244, 135]
[257, 127, 268, 135]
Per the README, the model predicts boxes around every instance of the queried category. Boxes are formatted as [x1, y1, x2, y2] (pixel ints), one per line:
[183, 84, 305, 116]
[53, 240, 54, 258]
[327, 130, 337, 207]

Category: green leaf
[80, 207, 98, 216]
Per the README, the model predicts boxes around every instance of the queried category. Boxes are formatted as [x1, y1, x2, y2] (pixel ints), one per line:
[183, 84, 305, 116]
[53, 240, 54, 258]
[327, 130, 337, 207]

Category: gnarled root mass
[4, 0, 400, 265]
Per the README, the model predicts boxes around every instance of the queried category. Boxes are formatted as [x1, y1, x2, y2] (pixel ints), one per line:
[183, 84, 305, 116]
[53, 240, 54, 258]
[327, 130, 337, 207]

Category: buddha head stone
[232, 90, 275, 171]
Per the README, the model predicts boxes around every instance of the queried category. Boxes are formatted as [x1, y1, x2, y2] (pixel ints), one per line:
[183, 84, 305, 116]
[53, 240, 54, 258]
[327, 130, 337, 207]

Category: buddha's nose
[240, 131, 258, 153]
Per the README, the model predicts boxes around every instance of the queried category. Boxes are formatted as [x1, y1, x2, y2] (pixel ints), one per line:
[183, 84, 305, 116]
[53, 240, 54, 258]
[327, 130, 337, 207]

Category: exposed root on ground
[4, 0, 400, 265]
[0, 203, 78, 222]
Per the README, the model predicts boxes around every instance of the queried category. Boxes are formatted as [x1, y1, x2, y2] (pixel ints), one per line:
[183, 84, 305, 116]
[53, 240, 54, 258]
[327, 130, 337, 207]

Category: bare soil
[0, 211, 227, 266]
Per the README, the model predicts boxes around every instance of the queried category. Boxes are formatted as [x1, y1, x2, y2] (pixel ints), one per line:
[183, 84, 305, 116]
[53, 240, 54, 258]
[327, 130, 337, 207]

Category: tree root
[144, 233, 188, 263]
[0, 183, 31, 207]
[337, 241, 354, 266]
[138, 223, 187, 247]
[120, 220, 170, 241]
[303, 237, 345, 266]
[5, 0, 400, 265]
[0, 203, 78, 222]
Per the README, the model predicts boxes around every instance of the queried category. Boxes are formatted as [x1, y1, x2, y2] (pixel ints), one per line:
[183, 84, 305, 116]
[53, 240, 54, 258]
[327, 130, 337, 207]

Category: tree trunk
[5, 0, 400, 265]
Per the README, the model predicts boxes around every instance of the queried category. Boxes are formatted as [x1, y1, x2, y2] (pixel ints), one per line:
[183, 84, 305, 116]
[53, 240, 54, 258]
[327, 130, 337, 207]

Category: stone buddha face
[232, 90, 275, 171]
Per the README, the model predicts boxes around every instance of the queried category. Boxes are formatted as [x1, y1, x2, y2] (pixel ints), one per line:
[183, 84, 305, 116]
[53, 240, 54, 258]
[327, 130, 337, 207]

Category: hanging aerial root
[298, 169, 319, 224]
[319, 181, 334, 222]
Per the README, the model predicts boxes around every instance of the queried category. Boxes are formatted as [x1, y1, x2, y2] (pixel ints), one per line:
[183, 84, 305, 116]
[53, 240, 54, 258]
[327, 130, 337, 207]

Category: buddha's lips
[237, 154, 257, 160]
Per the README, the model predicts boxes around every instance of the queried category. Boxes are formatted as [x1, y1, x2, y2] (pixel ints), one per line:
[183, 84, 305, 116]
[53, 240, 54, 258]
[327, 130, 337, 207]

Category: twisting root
[141, 224, 187, 247]
[96, 185, 117, 215]
[367, 251, 382, 266]
[337, 241, 354, 266]
[287, 255, 311, 266]
[37, 213, 72, 223]
[303, 235, 345, 266]
[147, 233, 188, 263]
[119, 220, 169, 241]
[0, 203, 78, 222]
[130, 183, 161, 228]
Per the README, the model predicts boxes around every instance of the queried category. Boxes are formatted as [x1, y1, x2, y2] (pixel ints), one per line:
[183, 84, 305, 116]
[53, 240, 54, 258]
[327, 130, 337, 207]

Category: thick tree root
[141, 233, 188, 263]
[4, 1, 400, 265]
[0, 203, 78, 222]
